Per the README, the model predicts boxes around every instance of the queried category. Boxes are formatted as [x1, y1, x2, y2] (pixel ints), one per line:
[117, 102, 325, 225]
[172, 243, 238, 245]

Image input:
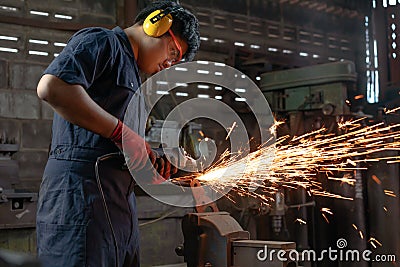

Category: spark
[354, 94, 364, 100]
[188, 118, 400, 204]
[321, 208, 333, 223]
[384, 190, 397, 197]
[270, 119, 285, 136]
[328, 176, 355, 185]
[295, 218, 307, 224]
[311, 191, 353, 200]
[383, 206, 388, 212]
[371, 175, 382, 185]
[368, 237, 382, 248]
[321, 207, 333, 215]
[321, 213, 329, 223]
[387, 159, 400, 163]
[226, 122, 237, 140]
[352, 223, 364, 239]
[359, 230, 364, 239]
[352, 224, 364, 239]
[385, 107, 400, 114]
[337, 117, 366, 130]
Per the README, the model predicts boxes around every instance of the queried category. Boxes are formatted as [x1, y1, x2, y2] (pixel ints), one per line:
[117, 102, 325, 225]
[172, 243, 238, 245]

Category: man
[35, 1, 200, 266]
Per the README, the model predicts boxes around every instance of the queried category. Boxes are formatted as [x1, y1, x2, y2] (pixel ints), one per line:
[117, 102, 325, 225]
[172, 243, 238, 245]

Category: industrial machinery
[174, 178, 297, 267]
[167, 61, 360, 267]
[0, 135, 39, 266]
[142, 60, 400, 266]
[257, 60, 399, 267]
[145, 120, 282, 266]
[260, 60, 357, 116]
[145, 119, 218, 173]
[146, 119, 206, 160]
[0, 137, 37, 229]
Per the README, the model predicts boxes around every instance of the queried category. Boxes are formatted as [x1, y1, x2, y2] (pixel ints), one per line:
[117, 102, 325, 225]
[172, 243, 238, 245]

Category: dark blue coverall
[36, 27, 143, 267]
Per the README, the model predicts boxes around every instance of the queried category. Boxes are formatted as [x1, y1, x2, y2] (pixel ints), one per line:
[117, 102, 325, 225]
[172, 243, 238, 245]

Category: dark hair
[135, 1, 200, 61]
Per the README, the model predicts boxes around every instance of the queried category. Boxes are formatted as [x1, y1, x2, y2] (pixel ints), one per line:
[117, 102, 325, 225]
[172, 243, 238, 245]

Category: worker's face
[138, 30, 188, 75]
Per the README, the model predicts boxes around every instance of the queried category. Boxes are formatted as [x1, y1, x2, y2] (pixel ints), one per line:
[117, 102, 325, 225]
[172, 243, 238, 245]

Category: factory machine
[143, 117, 297, 267]
[257, 60, 362, 267]
[256, 60, 399, 267]
[0, 137, 37, 230]
[176, 179, 297, 267]
[0, 135, 39, 267]
[139, 175, 297, 267]
[147, 60, 399, 267]
[173, 60, 353, 267]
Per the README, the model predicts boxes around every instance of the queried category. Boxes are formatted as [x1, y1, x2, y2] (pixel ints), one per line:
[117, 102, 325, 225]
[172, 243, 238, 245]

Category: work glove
[153, 153, 179, 179]
[109, 120, 178, 182]
[110, 120, 156, 171]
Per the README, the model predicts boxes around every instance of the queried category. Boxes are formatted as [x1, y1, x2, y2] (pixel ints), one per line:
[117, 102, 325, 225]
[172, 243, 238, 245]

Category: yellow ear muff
[143, 9, 173, 37]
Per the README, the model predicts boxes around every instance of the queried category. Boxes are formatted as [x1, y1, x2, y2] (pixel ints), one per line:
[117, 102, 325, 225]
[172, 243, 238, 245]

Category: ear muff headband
[143, 6, 183, 37]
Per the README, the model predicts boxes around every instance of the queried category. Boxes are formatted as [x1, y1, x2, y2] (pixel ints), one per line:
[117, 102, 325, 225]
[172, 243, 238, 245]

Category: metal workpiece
[190, 179, 219, 213]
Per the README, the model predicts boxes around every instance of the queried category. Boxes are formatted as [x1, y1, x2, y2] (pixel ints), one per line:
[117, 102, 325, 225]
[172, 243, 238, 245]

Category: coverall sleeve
[43, 28, 114, 89]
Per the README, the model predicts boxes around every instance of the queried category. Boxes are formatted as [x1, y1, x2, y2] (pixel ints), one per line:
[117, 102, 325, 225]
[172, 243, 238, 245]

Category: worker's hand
[110, 120, 156, 171]
[153, 153, 179, 179]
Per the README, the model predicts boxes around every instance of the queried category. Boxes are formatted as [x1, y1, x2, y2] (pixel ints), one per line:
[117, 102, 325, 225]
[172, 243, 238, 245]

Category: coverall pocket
[37, 222, 86, 267]
[37, 187, 89, 226]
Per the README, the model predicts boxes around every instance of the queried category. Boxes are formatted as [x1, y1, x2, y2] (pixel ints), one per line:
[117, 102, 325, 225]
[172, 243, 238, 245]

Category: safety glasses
[167, 28, 183, 64]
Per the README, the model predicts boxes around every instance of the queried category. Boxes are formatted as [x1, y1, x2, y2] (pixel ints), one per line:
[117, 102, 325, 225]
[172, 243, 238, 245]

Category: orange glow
[186, 117, 400, 204]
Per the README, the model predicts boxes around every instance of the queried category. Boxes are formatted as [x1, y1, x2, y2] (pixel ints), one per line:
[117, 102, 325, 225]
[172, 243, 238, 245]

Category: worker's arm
[38, 74, 175, 179]
[37, 74, 117, 138]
